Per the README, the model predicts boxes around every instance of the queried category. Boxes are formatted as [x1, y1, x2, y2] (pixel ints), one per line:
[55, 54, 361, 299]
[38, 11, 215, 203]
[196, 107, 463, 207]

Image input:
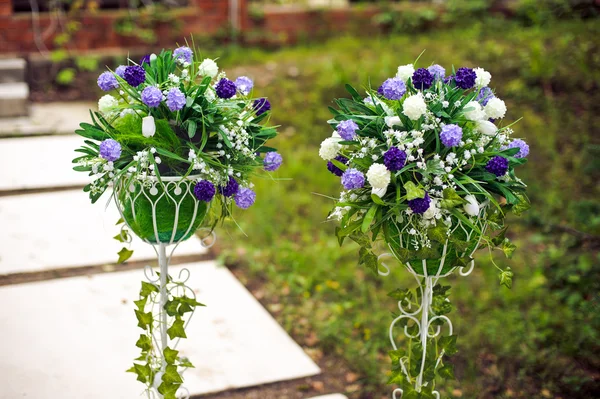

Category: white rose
[98, 94, 118, 114]
[476, 120, 498, 136]
[198, 58, 219, 78]
[319, 137, 341, 160]
[396, 64, 415, 82]
[142, 115, 156, 138]
[484, 97, 507, 119]
[402, 93, 427, 121]
[385, 116, 403, 128]
[474, 67, 491, 87]
[463, 101, 485, 121]
[366, 163, 391, 189]
[423, 199, 438, 220]
[464, 195, 480, 217]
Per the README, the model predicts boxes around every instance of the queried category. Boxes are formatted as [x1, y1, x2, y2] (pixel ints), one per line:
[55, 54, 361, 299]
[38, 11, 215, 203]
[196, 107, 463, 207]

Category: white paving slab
[0, 134, 91, 191]
[0, 189, 207, 275]
[0, 101, 94, 136]
[0, 261, 320, 399]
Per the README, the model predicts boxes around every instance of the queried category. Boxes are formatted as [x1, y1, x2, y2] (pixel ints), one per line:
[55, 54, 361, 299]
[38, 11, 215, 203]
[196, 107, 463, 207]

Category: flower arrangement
[321, 60, 529, 396]
[72, 45, 280, 397]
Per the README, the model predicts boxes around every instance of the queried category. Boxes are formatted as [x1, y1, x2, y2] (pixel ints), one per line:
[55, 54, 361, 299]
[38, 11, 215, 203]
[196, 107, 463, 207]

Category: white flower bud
[142, 115, 156, 138]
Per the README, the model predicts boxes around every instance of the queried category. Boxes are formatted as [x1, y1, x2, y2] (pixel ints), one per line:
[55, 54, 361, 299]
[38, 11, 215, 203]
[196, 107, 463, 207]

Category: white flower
[98, 94, 118, 114]
[396, 64, 415, 82]
[474, 67, 491, 87]
[366, 163, 391, 189]
[484, 97, 507, 119]
[385, 116, 403, 128]
[464, 195, 480, 217]
[423, 199, 439, 220]
[204, 87, 216, 102]
[402, 93, 427, 121]
[463, 101, 485, 121]
[319, 137, 341, 160]
[198, 58, 219, 78]
[476, 120, 498, 136]
[142, 115, 156, 138]
[372, 186, 387, 198]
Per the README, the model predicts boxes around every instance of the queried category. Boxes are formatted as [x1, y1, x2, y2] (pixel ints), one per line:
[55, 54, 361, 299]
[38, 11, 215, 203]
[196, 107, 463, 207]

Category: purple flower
[173, 46, 193, 64]
[234, 76, 254, 95]
[337, 120, 359, 141]
[412, 68, 434, 90]
[235, 187, 256, 209]
[215, 78, 237, 99]
[327, 155, 348, 176]
[166, 88, 186, 111]
[219, 176, 239, 197]
[194, 180, 216, 202]
[380, 78, 406, 100]
[408, 192, 431, 214]
[140, 54, 151, 65]
[341, 168, 365, 190]
[383, 147, 407, 172]
[253, 98, 271, 116]
[377, 85, 385, 96]
[428, 64, 445, 80]
[505, 139, 529, 158]
[444, 75, 454, 84]
[454, 67, 477, 90]
[264, 152, 283, 171]
[440, 124, 463, 148]
[99, 139, 121, 162]
[115, 65, 127, 78]
[485, 156, 509, 176]
[97, 72, 119, 91]
[141, 86, 162, 108]
[476, 87, 495, 106]
[123, 65, 146, 87]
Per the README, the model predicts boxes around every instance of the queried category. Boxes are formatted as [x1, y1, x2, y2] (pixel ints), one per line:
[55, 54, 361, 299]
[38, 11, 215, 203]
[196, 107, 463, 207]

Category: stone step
[0, 82, 28, 118]
[0, 58, 26, 84]
[0, 189, 208, 276]
[0, 261, 320, 398]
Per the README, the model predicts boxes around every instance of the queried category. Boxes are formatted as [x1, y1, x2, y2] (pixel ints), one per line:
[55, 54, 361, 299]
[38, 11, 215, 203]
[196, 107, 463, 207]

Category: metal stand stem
[158, 243, 169, 374]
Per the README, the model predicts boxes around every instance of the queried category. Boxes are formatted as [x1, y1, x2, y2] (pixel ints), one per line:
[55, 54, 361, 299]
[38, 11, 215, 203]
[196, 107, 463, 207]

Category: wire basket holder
[378, 210, 488, 399]
[113, 175, 215, 399]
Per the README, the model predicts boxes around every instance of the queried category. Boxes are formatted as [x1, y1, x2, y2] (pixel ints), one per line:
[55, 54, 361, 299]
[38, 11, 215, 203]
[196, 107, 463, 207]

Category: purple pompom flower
[115, 65, 127, 78]
[234, 76, 254, 95]
[485, 156, 509, 176]
[383, 147, 407, 172]
[123, 65, 146, 87]
[140, 54, 151, 65]
[215, 78, 237, 99]
[141, 86, 162, 108]
[253, 98, 271, 116]
[428, 64, 445, 80]
[476, 87, 495, 106]
[454, 67, 477, 90]
[194, 180, 216, 202]
[412, 68, 434, 90]
[235, 187, 256, 209]
[341, 168, 365, 190]
[337, 120, 359, 141]
[166, 88, 186, 111]
[264, 152, 283, 171]
[173, 46, 193, 64]
[97, 72, 119, 91]
[505, 139, 529, 158]
[99, 139, 121, 162]
[219, 176, 239, 197]
[327, 155, 348, 176]
[380, 78, 406, 100]
[408, 192, 431, 214]
[440, 124, 463, 148]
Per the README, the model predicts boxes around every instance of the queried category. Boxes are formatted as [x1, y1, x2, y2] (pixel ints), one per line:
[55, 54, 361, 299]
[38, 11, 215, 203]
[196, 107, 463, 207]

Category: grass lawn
[209, 18, 599, 399]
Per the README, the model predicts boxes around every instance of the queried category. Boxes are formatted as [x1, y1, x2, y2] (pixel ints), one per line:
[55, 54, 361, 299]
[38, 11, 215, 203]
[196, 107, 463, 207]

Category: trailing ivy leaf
[499, 267, 514, 288]
[140, 281, 159, 297]
[388, 288, 412, 304]
[117, 247, 133, 264]
[163, 364, 183, 384]
[164, 299, 180, 317]
[178, 356, 195, 368]
[113, 232, 129, 243]
[437, 363, 455, 380]
[440, 188, 465, 209]
[491, 226, 509, 247]
[133, 296, 148, 311]
[448, 236, 469, 252]
[135, 334, 152, 351]
[163, 347, 179, 364]
[129, 362, 151, 383]
[388, 348, 406, 366]
[359, 247, 378, 274]
[438, 335, 458, 355]
[386, 368, 407, 385]
[167, 318, 187, 339]
[415, 243, 440, 260]
[427, 222, 448, 243]
[158, 381, 180, 399]
[134, 310, 153, 330]
[179, 296, 206, 308]
[404, 181, 425, 200]
[349, 232, 371, 248]
[502, 238, 517, 258]
[512, 192, 531, 216]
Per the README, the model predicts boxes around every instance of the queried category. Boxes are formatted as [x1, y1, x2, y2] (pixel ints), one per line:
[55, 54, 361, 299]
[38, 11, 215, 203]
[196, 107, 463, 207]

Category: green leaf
[167, 318, 187, 339]
[499, 267, 514, 288]
[178, 357, 194, 368]
[502, 238, 517, 259]
[438, 335, 458, 355]
[491, 226, 509, 247]
[158, 380, 180, 399]
[164, 300, 180, 317]
[358, 247, 378, 274]
[388, 348, 406, 365]
[438, 363, 455, 380]
[348, 232, 371, 248]
[135, 310, 153, 329]
[187, 119, 197, 138]
[135, 334, 152, 351]
[140, 281, 159, 297]
[386, 367, 407, 385]
[440, 187, 465, 209]
[113, 231, 130, 243]
[361, 205, 378, 233]
[129, 362, 151, 383]
[163, 364, 183, 384]
[164, 347, 179, 364]
[427, 222, 448, 243]
[133, 296, 148, 311]
[117, 247, 133, 264]
[371, 193, 386, 205]
[404, 181, 425, 200]
[512, 192, 531, 216]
